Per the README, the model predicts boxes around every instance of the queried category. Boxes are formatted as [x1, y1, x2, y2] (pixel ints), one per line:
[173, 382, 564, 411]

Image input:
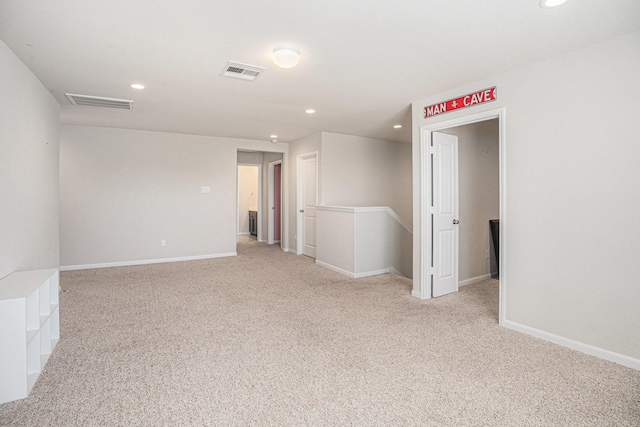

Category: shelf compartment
[51, 305, 60, 341]
[38, 278, 50, 316]
[40, 317, 51, 356]
[26, 290, 40, 331]
[26, 330, 41, 376]
[26, 372, 39, 394]
[49, 273, 59, 306]
[26, 329, 39, 344]
[40, 352, 51, 368]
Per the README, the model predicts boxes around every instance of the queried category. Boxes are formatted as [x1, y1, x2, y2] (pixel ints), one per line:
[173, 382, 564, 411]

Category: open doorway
[237, 164, 260, 243]
[236, 150, 284, 248]
[441, 119, 499, 287]
[417, 108, 506, 324]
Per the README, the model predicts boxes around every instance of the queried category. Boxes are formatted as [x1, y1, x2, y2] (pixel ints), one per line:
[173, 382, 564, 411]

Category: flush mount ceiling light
[393, 125, 402, 129]
[305, 109, 315, 114]
[272, 46, 300, 69]
[539, 0, 568, 8]
[130, 83, 145, 89]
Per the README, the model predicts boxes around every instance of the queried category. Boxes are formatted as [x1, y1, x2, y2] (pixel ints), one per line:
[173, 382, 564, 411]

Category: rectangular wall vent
[65, 93, 133, 110]
[221, 61, 265, 81]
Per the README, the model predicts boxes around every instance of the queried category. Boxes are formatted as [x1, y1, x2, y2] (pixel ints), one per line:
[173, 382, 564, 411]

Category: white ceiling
[1, 0, 639, 144]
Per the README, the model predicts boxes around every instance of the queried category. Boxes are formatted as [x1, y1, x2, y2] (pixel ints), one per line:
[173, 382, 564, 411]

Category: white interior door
[432, 132, 459, 297]
[301, 156, 317, 258]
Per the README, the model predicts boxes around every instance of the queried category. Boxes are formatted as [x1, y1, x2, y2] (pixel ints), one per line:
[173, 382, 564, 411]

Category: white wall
[0, 40, 60, 279]
[321, 132, 412, 225]
[442, 120, 499, 283]
[316, 208, 356, 274]
[60, 125, 288, 267]
[237, 151, 261, 165]
[411, 32, 640, 363]
[287, 132, 412, 254]
[316, 207, 412, 278]
[237, 165, 259, 234]
[354, 209, 412, 277]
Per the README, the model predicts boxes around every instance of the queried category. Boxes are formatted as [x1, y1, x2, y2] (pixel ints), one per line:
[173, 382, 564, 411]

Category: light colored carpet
[1, 242, 638, 426]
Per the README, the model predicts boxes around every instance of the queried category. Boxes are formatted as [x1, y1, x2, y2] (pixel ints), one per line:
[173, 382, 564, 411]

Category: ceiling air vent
[65, 93, 133, 110]
[221, 61, 265, 81]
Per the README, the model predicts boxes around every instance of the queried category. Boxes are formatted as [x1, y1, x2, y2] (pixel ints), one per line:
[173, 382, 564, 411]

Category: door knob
[300, 209, 304, 213]
[453, 219, 459, 225]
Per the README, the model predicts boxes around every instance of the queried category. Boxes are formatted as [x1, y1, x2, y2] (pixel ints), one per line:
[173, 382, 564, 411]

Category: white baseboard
[60, 252, 237, 271]
[315, 260, 356, 278]
[315, 260, 405, 280]
[388, 267, 406, 277]
[411, 289, 430, 299]
[502, 319, 640, 371]
[354, 268, 390, 279]
[238, 232, 250, 236]
[459, 274, 492, 287]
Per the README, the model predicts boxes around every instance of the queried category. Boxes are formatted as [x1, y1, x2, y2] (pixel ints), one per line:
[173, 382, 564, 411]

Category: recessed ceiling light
[305, 109, 315, 114]
[539, 0, 568, 8]
[272, 46, 300, 69]
[393, 125, 402, 129]
[130, 83, 145, 89]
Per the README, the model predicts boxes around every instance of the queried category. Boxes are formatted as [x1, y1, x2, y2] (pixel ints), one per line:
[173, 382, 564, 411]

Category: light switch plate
[201, 186, 211, 193]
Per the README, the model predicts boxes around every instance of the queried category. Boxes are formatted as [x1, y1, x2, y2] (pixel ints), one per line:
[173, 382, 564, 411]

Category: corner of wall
[0, 40, 60, 278]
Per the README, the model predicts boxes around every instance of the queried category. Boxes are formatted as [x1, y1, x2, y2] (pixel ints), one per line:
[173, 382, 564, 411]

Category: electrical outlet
[161, 239, 166, 247]
[485, 249, 490, 260]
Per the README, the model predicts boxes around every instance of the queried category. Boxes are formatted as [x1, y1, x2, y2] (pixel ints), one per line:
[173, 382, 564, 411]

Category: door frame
[296, 151, 318, 256]
[267, 159, 283, 246]
[236, 163, 262, 243]
[416, 107, 506, 325]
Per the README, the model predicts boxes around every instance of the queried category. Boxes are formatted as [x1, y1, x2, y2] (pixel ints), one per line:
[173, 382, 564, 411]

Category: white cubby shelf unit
[0, 268, 60, 404]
